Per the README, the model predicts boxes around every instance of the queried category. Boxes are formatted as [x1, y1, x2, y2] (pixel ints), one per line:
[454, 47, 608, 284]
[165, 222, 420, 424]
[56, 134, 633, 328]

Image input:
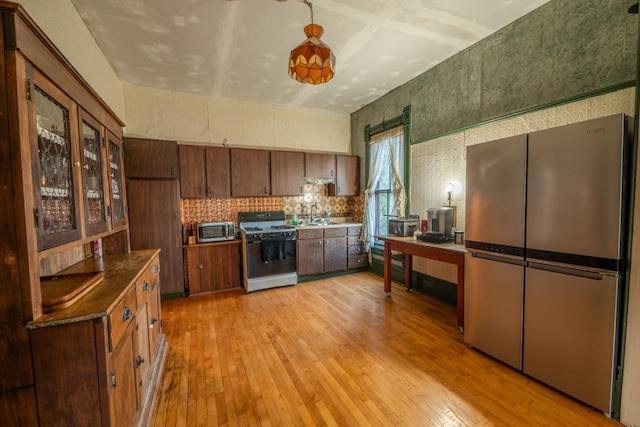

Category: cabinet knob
[121, 306, 133, 322]
[136, 355, 145, 367]
[198, 264, 204, 269]
[151, 317, 158, 325]
[153, 265, 160, 273]
[110, 371, 117, 387]
[142, 281, 149, 291]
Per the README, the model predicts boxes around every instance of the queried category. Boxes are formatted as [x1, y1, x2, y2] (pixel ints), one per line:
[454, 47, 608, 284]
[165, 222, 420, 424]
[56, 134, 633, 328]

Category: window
[363, 126, 406, 250]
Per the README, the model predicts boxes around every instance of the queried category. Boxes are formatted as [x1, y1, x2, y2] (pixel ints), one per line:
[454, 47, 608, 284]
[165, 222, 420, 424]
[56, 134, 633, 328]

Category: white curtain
[362, 126, 406, 252]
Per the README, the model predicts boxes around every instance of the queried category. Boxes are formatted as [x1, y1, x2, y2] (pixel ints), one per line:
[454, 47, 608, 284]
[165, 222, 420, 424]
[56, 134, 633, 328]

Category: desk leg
[383, 242, 392, 296]
[457, 258, 464, 331]
[404, 253, 412, 291]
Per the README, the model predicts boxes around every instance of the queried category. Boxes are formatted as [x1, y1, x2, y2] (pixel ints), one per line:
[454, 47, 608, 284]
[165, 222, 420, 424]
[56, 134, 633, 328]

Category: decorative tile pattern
[181, 183, 363, 238]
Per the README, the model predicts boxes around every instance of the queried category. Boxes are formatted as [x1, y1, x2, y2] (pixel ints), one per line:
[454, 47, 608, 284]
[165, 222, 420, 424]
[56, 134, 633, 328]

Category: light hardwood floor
[150, 272, 620, 426]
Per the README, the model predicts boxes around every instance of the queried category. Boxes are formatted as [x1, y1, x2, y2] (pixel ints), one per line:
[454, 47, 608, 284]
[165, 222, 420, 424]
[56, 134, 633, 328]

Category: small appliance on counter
[196, 221, 236, 243]
[388, 215, 420, 236]
[417, 207, 454, 243]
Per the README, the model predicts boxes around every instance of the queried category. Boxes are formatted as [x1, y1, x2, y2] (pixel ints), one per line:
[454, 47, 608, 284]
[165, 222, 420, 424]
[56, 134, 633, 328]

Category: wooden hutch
[0, 2, 167, 425]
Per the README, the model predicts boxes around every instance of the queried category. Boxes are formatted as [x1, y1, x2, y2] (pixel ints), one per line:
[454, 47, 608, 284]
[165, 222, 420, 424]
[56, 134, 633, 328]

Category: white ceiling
[70, 0, 550, 114]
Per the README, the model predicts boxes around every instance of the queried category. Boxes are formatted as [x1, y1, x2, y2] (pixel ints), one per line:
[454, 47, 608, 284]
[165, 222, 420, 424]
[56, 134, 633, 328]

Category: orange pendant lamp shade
[289, 23, 335, 85]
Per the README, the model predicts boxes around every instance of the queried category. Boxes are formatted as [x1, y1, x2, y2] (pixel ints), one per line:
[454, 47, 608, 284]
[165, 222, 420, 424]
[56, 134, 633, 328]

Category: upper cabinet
[79, 109, 109, 236]
[231, 148, 270, 196]
[271, 151, 304, 196]
[179, 145, 230, 198]
[123, 138, 179, 179]
[305, 153, 335, 179]
[328, 155, 360, 196]
[107, 132, 128, 229]
[30, 71, 83, 250]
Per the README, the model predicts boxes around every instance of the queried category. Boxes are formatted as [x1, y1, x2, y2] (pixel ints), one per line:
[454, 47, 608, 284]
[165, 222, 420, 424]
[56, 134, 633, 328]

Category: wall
[15, 0, 125, 120]
[350, 1, 640, 424]
[123, 84, 351, 153]
[411, 87, 634, 281]
[351, 0, 637, 189]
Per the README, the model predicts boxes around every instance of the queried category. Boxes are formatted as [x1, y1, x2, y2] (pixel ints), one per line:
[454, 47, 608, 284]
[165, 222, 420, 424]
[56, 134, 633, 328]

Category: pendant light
[288, 0, 335, 85]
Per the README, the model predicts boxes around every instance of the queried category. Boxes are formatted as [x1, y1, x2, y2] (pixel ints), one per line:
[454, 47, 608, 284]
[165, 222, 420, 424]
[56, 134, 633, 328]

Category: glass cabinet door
[80, 110, 109, 235]
[32, 74, 81, 249]
[107, 132, 128, 229]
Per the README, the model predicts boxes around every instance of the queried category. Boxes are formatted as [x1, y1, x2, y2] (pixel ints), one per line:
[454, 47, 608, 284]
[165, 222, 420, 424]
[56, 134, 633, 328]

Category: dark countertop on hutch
[27, 249, 160, 329]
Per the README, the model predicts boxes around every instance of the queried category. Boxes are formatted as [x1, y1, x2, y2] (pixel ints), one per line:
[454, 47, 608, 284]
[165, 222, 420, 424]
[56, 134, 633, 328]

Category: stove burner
[243, 227, 262, 232]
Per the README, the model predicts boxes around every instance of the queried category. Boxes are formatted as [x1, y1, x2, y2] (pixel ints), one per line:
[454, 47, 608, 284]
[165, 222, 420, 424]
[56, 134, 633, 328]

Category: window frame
[364, 105, 412, 245]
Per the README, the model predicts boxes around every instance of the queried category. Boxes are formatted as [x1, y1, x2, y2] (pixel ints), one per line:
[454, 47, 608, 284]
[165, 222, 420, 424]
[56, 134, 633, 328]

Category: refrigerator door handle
[528, 261, 603, 281]
[471, 251, 526, 266]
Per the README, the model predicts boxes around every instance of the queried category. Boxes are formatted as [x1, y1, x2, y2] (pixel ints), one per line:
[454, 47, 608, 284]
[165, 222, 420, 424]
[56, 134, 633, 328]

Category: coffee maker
[426, 207, 454, 237]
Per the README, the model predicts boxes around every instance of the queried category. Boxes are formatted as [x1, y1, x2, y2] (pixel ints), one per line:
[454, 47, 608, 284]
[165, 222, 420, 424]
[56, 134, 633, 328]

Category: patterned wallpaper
[409, 87, 635, 282]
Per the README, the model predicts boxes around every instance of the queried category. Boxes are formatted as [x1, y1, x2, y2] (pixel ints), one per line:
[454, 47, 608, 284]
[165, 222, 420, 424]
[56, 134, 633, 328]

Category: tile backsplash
[181, 183, 364, 239]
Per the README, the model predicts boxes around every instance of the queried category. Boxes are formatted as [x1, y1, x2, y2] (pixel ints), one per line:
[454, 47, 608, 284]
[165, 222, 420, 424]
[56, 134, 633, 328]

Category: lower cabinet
[347, 226, 369, 268]
[185, 241, 241, 295]
[297, 227, 347, 275]
[28, 250, 167, 427]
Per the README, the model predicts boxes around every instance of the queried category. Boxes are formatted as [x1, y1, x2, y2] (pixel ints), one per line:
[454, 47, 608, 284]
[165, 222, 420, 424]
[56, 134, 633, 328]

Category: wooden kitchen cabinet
[305, 152, 335, 179]
[328, 155, 360, 196]
[179, 145, 230, 198]
[297, 227, 347, 275]
[185, 241, 241, 294]
[324, 227, 347, 272]
[107, 132, 128, 229]
[123, 138, 179, 179]
[28, 250, 166, 427]
[347, 225, 369, 268]
[297, 228, 325, 275]
[127, 179, 184, 295]
[271, 150, 305, 196]
[231, 148, 271, 196]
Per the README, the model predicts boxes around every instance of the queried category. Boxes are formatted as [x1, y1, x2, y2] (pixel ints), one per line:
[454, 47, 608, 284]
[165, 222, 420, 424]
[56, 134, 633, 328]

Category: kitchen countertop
[296, 222, 362, 229]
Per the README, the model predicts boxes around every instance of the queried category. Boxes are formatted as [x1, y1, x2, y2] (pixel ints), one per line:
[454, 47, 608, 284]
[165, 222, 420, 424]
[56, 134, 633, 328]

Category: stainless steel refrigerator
[464, 114, 627, 415]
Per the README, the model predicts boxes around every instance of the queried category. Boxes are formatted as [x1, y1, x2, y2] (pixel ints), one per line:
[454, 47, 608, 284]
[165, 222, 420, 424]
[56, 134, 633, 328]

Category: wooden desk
[378, 236, 466, 329]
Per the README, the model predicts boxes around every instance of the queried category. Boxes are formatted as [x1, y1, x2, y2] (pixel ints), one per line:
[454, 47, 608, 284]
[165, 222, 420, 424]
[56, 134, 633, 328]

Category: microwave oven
[388, 216, 420, 237]
[197, 221, 235, 243]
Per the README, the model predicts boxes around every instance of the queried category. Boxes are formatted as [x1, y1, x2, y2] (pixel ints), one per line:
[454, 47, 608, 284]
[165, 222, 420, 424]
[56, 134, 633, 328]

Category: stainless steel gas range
[239, 211, 297, 292]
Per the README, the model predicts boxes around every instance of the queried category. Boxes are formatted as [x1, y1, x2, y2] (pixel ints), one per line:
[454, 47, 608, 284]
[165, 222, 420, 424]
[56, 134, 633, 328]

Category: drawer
[324, 227, 346, 238]
[298, 228, 324, 239]
[135, 268, 151, 306]
[348, 254, 369, 269]
[108, 286, 137, 351]
[348, 226, 362, 236]
[348, 244, 366, 255]
[347, 235, 362, 246]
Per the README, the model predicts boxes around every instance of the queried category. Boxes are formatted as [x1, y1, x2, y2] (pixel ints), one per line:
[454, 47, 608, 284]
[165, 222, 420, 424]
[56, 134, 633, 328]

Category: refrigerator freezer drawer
[464, 252, 524, 370]
[523, 266, 620, 414]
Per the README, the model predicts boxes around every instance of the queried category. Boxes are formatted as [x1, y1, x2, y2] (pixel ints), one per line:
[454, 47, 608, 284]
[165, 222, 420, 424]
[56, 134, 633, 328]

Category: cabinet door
[231, 149, 270, 196]
[297, 239, 324, 275]
[330, 155, 360, 196]
[107, 132, 128, 229]
[108, 322, 138, 427]
[179, 145, 206, 198]
[206, 147, 231, 197]
[127, 180, 184, 295]
[187, 244, 240, 294]
[305, 153, 335, 179]
[147, 276, 162, 363]
[30, 70, 82, 250]
[271, 151, 304, 196]
[79, 109, 110, 235]
[324, 236, 347, 272]
[123, 138, 179, 179]
[135, 302, 151, 391]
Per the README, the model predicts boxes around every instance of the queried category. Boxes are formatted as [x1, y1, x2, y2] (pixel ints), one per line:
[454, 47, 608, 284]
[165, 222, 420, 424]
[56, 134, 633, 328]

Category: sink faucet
[310, 203, 318, 223]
